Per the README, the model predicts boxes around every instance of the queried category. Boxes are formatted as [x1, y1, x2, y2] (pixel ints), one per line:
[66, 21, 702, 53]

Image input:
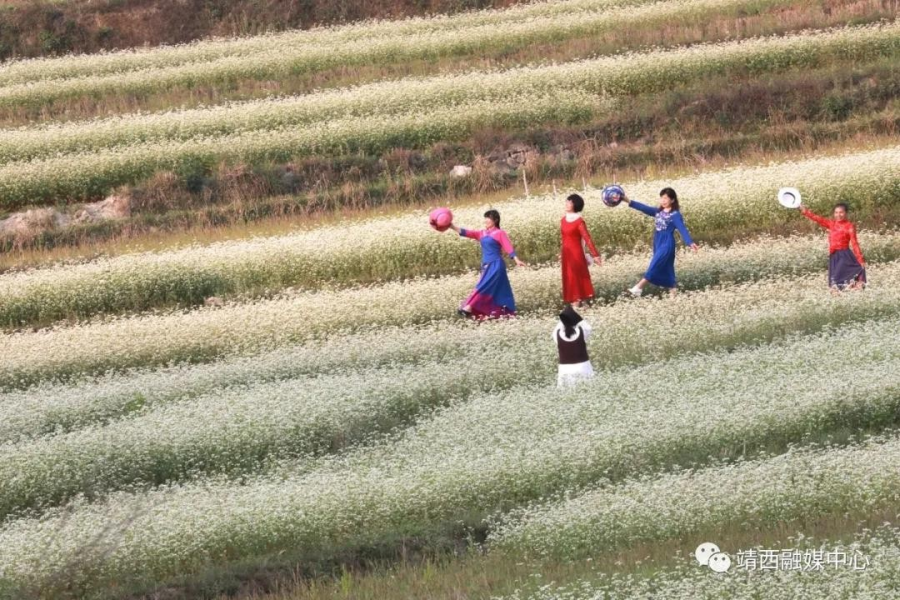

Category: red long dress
[560, 215, 601, 303]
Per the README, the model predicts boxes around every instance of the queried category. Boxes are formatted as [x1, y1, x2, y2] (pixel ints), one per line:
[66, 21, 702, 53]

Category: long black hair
[660, 187, 680, 211]
[484, 209, 501, 228]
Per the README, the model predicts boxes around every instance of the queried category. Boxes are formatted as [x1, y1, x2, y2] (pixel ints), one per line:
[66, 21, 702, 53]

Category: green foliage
[820, 91, 855, 120]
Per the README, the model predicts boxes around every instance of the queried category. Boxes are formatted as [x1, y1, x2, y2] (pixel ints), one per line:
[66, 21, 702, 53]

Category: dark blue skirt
[829, 249, 866, 290]
[644, 228, 678, 288]
[644, 247, 676, 288]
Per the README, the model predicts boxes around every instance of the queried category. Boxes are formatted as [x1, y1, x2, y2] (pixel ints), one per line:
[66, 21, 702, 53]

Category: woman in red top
[799, 202, 866, 291]
[560, 193, 602, 307]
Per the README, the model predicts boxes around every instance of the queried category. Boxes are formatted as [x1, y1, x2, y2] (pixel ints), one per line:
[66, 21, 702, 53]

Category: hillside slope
[0, 0, 520, 60]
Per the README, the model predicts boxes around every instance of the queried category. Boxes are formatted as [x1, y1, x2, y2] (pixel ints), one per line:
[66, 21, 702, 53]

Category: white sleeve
[552, 323, 561, 343]
[580, 321, 592, 339]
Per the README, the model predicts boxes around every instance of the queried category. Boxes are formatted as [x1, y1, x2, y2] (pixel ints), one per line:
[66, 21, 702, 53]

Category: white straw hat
[777, 187, 802, 209]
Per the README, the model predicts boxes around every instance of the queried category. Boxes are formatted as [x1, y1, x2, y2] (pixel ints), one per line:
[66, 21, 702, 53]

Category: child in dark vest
[553, 305, 594, 388]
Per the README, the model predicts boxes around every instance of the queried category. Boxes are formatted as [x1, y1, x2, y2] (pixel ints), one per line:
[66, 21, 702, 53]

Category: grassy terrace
[1, 2, 898, 600]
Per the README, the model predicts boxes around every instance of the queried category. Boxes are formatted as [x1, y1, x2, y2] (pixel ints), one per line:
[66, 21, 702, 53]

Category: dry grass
[0, 0, 523, 61]
[247, 508, 899, 600]
[1, 0, 894, 127]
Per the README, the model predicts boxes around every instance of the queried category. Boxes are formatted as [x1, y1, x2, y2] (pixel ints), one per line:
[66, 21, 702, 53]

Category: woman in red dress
[560, 193, 602, 306]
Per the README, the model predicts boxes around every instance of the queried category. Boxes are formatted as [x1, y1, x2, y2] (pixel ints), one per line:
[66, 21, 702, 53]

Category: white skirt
[557, 360, 594, 388]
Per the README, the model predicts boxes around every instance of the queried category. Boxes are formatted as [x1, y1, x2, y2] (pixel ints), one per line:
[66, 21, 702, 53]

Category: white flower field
[0, 0, 899, 598]
[1, 145, 899, 327]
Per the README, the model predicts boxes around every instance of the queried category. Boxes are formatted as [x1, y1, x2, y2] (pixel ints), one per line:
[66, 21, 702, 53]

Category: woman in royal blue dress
[449, 209, 527, 319]
[622, 187, 698, 297]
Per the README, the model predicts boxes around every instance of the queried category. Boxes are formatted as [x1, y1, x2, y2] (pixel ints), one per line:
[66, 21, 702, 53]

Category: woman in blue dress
[449, 209, 527, 319]
[622, 187, 698, 297]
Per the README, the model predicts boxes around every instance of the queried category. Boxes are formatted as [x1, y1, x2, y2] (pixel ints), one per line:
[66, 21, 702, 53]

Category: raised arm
[457, 227, 483, 241]
[672, 212, 695, 247]
[800, 207, 832, 229]
[849, 224, 866, 266]
[578, 220, 601, 259]
[579, 320, 593, 340]
[628, 200, 658, 218]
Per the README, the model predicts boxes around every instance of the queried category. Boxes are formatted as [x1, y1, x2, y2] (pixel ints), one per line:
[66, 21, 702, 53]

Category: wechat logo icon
[696, 542, 731, 573]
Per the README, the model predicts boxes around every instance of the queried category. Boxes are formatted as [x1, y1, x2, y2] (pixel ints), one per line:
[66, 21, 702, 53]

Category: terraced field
[1, 0, 887, 111]
[2, 21, 900, 208]
[0, 201, 898, 598]
[1, 145, 899, 328]
[2, 304, 899, 598]
[0, 1, 899, 599]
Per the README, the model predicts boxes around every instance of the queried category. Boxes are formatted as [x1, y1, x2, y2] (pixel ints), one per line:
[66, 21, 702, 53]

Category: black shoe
[457, 308, 472, 318]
